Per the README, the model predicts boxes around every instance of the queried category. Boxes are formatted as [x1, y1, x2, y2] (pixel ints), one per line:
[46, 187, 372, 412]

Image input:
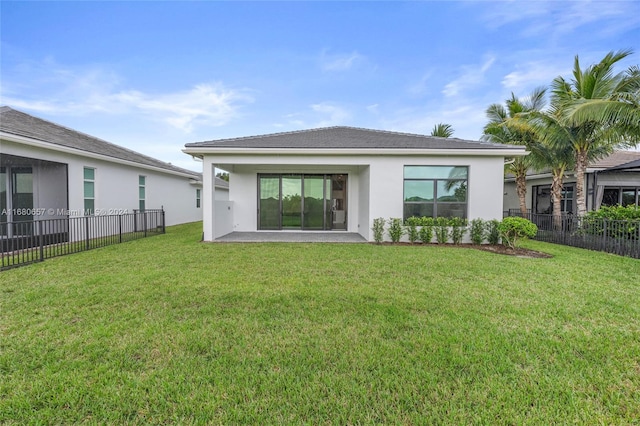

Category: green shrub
[586, 205, 640, 220]
[419, 224, 433, 244]
[449, 217, 467, 245]
[387, 218, 405, 243]
[434, 217, 450, 244]
[582, 205, 640, 240]
[404, 217, 422, 244]
[470, 218, 485, 245]
[498, 217, 537, 249]
[372, 218, 385, 244]
[486, 219, 501, 245]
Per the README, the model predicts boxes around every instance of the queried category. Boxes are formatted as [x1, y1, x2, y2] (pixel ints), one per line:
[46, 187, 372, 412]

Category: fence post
[38, 220, 44, 262]
[143, 212, 147, 237]
[602, 219, 607, 252]
[119, 214, 123, 243]
[85, 216, 90, 251]
[161, 207, 166, 234]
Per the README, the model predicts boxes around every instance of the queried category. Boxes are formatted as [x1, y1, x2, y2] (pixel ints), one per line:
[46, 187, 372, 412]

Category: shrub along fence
[505, 210, 640, 259]
[1, 209, 165, 271]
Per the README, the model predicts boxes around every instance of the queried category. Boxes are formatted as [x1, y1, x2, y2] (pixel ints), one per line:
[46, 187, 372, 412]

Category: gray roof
[589, 150, 640, 169]
[0, 106, 221, 185]
[185, 126, 524, 151]
[606, 158, 640, 171]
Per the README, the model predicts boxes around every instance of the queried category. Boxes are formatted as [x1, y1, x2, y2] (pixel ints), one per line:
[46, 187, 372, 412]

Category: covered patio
[214, 231, 367, 243]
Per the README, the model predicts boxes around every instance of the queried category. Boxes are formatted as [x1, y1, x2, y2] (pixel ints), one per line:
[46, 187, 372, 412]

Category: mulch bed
[470, 244, 553, 258]
[372, 242, 553, 258]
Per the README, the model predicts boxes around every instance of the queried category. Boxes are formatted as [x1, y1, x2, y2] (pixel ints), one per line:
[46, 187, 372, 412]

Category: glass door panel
[259, 176, 280, 230]
[325, 178, 332, 230]
[331, 174, 347, 230]
[281, 175, 302, 229]
[11, 167, 34, 236]
[303, 175, 325, 230]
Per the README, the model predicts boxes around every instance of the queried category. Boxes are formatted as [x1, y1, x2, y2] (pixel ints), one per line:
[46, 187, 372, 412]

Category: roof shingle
[185, 126, 524, 151]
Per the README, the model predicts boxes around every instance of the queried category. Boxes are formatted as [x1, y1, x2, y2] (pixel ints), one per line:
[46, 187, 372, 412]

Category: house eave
[182, 147, 528, 158]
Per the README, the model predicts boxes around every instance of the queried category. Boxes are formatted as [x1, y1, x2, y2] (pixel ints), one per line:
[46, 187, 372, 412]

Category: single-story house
[503, 150, 640, 215]
[1, 106, 229, 234]
[183, 126, 527, 241]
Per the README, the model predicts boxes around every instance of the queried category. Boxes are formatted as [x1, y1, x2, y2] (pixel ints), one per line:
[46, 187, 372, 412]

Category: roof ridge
[191, 125, 487, 145]
[191, 126, 347, 144]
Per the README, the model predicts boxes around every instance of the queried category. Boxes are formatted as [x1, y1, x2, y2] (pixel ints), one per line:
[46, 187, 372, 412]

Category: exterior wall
[1, 138, 203, 227]
[367, 155, 505, 223]
[36, 162, 68, 220]
[207, 153, 507, 241]
[357, 165, 370, 240]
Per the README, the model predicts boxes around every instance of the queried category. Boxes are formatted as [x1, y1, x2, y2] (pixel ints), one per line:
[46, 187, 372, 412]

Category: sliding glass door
[259, 176, 280, 230]
[282, 175, 302, 229]
[258, 174, 346, 231]
[303, 175, 325, 230]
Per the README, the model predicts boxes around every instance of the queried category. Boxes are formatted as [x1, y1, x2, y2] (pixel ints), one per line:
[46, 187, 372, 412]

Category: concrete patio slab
[215, 232, 367, 243]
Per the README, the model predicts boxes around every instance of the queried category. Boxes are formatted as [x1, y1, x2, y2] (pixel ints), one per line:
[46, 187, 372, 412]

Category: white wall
[35, 162, 68, 220]
[2, 138, 203, 226]
[357, 165, 370, 240]
[208, 153, 507, 241]
[214, 200, 233, 238]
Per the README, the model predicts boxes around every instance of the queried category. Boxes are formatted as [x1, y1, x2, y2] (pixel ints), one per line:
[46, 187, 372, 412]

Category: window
[196, 188, 201, 208]
[602, 187, 640, 207]
[532, 184, 574, 214]
[83, 167, 95, 215]
[403, 166, 468, 220]
[139, 175, 146, 211]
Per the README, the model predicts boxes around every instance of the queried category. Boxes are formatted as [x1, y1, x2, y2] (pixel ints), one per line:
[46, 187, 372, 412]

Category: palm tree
[430, 123, 454, 138]
[512, 110, 575, 228]
[482, 87, 547, 216]
[550, 49, 640, 215]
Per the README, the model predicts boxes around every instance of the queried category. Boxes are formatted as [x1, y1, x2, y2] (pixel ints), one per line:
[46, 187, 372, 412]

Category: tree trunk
[516, 173, 528, 217]
[551, 168, 565, 231]
[574, 149, 589, 216]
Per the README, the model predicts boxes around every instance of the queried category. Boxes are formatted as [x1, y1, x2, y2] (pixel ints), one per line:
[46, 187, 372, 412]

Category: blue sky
[2, 1, 639, 171]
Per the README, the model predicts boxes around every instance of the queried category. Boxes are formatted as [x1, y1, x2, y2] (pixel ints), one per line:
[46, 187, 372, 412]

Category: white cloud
[277, 102, 352, 129]
[1, 61, 252, 133]
[407, 70, 434, 96]
[480, 0, 640, 38]
[442, 55, 496, 97]
[320, 50, 365, 71]
[502, 61, 569, 90]
[310, 102, 351, 127]
[110, 83, 252, 132]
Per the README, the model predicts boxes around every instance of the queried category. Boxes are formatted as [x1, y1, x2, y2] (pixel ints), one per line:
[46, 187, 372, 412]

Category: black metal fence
[505, 210, 640, 259]
[1, 209, 165, 271]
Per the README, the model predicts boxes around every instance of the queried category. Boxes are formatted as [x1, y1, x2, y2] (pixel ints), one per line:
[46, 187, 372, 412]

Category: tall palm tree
[482, 87, 547, 216]
[513, 110, 576, 228]
[551, 49, 640, 215]
[430, 123, 454, 138]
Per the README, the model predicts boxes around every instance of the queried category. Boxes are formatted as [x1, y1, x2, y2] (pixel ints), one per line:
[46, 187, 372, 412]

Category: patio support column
[202, 159, 215, 241]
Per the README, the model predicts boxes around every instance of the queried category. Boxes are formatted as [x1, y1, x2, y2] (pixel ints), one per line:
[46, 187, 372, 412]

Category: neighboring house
[503, 150, 640, 214]
[0, 106, 229, 234]
[183, 126, 526, 241]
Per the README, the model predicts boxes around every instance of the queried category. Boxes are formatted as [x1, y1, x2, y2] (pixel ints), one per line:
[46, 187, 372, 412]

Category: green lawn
[1, 222, 639, 424]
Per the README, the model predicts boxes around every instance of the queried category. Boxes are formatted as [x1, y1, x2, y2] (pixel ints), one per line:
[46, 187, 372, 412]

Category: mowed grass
[1, 222, 639, 424]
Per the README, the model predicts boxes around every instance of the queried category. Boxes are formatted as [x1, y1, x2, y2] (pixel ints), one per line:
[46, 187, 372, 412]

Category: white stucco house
[0, 106, 229, 232]
[503, 150, 640, 215]
[183, 127, 526, 241]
